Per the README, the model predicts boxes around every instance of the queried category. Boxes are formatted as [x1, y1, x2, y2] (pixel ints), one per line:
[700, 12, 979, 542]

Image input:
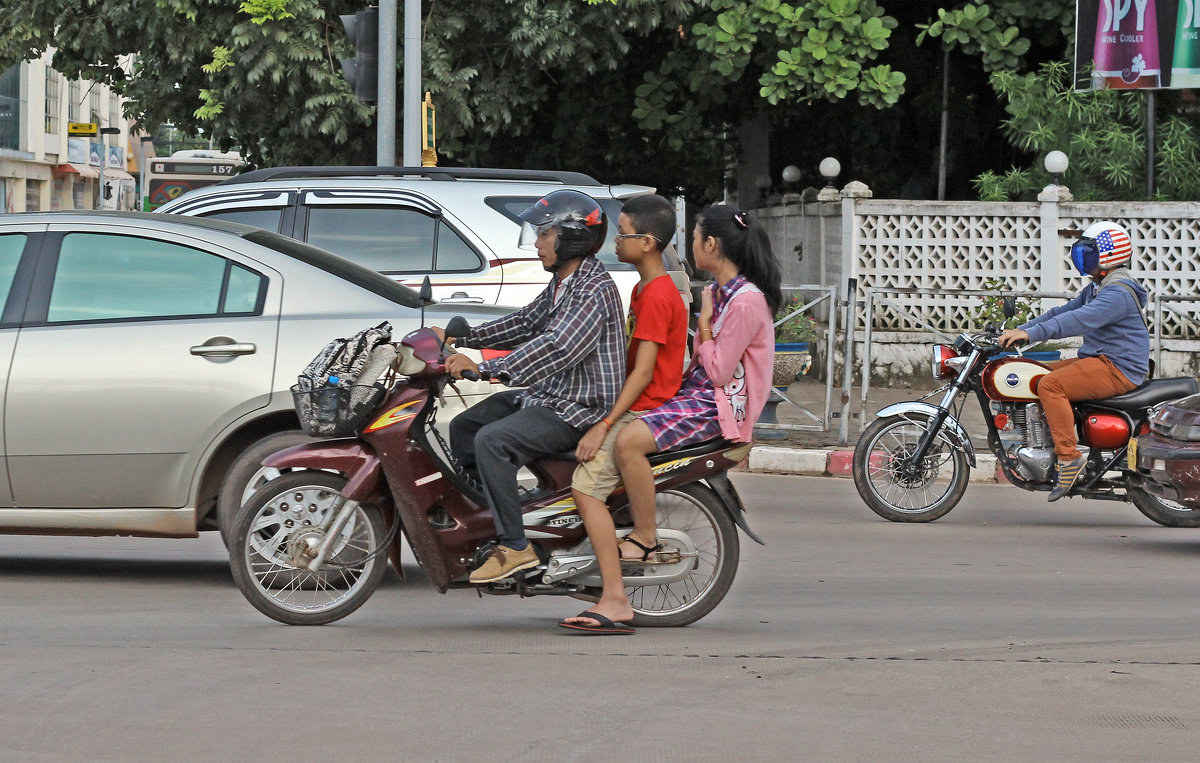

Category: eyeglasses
[615, 233, 663, 244]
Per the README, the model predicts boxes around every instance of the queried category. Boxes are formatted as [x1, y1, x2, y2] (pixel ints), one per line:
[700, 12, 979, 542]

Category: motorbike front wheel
[229, 471, 389, 625]
[626, 483, 739, 628]
[1129, 486, 1200, 527]
[853, 413, 970, 522]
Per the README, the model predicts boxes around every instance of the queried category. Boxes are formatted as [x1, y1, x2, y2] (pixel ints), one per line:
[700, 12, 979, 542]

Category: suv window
[0, 234, 25, 309]
[200, 207, 284, 233]
[484, 196, 635, 272]
[47, 233, 265, 323]
[305, 206, 483, 274]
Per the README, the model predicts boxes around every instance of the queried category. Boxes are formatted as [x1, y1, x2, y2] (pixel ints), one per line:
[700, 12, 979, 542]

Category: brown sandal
[618, 533, 661, 563]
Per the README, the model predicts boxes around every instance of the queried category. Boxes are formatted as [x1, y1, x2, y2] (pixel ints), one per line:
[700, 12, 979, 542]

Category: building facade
[0, 52, 139, 213]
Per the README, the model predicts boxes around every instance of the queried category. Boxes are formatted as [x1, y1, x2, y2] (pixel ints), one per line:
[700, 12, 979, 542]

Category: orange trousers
[1037, 356, 1135, 461]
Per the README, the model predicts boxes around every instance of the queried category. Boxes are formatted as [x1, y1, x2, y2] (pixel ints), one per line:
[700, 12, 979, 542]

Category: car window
[305, 206, 482, 274]
[47, 233, 265, 323]
[199, 208, 284, 233]
[242, 229, 423, 308]
[0, 234, 25, 309]
[484, 195, 635, 272]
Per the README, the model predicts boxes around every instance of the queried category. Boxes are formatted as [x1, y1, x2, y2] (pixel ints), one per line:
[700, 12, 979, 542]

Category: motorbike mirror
[1001, 296, 1017, 319]
[418, 276, 433, 327]
[446, 316, 472, 340]
[445, 315, 472, 340]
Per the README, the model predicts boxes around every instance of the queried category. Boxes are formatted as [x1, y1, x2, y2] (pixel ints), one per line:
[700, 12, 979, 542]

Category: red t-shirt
[627, 274, 687, 411]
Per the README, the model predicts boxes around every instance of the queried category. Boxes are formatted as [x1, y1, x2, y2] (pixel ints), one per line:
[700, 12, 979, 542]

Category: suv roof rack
[219, 166, 602, 186]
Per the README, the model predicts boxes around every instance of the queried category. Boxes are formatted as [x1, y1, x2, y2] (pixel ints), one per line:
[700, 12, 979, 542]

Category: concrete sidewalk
[745, 378, 1003, 483]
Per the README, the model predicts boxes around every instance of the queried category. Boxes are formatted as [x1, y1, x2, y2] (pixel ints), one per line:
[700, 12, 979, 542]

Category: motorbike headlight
[932, 345, 960, 380]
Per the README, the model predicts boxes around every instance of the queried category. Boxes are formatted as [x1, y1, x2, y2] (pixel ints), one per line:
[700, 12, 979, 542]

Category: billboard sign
[1076, 0, 1200, 89]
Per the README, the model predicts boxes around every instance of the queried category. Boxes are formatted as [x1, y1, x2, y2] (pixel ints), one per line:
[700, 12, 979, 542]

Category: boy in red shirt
[559, 194, 687, 634]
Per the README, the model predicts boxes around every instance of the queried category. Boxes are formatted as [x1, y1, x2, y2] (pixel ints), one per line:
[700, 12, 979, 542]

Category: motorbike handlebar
[453, 368, 511, 385]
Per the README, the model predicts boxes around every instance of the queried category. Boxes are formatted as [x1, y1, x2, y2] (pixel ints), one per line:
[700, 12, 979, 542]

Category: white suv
[155, 166, 691, 310]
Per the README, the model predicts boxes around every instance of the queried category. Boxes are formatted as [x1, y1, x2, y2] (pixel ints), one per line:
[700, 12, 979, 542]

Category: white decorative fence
[845, 196, 1200, 339]
[755, 187, 1200, 389]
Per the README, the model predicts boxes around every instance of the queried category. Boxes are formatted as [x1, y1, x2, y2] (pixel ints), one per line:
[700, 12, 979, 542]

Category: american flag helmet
[1080, 221, 1133, 271]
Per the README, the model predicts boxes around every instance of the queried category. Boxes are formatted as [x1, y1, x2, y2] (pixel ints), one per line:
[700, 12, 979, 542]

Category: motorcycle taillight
[932, 344, 959, 380]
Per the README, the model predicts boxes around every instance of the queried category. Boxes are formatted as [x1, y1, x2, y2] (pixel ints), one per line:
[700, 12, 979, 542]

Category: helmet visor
[518, 221, 558, 250]
[1069, 237, 1099, 276]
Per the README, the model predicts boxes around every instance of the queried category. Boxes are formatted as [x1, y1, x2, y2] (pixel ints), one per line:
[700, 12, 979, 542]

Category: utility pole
[402, 0, 420, 166]
[377, 0, 397, 166]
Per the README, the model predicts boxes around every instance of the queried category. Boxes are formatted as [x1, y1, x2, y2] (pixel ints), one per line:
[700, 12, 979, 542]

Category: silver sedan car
[0, 211, 506, 540]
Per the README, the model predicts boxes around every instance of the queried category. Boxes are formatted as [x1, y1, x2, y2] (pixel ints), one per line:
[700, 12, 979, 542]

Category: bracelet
[602, 417, 615, 430]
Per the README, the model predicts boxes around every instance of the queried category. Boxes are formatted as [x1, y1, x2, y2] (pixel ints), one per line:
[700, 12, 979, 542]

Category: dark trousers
[450, 390, 582, 545]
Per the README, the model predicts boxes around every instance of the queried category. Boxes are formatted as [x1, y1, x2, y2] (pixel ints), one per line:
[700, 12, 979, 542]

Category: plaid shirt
[461, 256, 625, 429]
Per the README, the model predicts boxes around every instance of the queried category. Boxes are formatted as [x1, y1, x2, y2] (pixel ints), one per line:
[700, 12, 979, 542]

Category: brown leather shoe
[468, 543, 539, 583]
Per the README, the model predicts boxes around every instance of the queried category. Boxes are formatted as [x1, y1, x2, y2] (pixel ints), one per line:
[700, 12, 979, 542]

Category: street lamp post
[139, 136, 154, 212]
[98, 126, 120, 210]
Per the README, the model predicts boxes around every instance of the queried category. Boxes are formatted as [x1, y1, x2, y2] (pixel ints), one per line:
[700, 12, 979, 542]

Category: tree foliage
[9, 0, 1185, 202]
[973, 60, 1200, 201]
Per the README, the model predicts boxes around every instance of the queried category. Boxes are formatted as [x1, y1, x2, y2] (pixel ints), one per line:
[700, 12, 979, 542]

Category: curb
[747, 446, 1000, 483]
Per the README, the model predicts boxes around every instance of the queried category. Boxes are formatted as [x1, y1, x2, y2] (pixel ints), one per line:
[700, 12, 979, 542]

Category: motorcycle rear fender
[705, 472, 765, 545]
[261, 440, 382, 501]
[874, 401, 977, 467]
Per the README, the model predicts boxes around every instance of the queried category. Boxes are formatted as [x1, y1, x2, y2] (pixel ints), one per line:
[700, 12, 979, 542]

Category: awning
[54, 163, 99, 179]
[102, 168, 135, 182]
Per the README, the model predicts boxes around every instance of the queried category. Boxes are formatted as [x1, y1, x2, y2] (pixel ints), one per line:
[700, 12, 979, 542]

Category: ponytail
[696, 204, 783, 314]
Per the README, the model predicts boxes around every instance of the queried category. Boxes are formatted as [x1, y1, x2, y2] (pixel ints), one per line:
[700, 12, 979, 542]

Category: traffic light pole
[377, 0, 397, 166]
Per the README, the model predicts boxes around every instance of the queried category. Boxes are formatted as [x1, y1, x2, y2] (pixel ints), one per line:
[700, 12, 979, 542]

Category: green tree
[1, 0, 379, 166]
[973, 60, 1200, 201]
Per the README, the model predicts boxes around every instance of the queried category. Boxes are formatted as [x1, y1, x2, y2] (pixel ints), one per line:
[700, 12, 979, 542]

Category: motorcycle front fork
[290, 494, 362, 571]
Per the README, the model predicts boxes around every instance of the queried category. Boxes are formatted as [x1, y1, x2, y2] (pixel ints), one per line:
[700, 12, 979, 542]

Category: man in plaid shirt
[439, 190, 625, 584]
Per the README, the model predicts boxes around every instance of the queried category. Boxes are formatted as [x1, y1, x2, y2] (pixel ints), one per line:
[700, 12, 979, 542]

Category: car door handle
[190, 337, 257, 357]
[440, 291, 485, 304]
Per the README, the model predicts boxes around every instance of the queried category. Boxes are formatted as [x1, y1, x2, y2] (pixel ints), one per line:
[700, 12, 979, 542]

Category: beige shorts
[572, 411, 641, 501]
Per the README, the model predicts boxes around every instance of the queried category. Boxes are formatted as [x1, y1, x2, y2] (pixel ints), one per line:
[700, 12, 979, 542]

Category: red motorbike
[852, 321, 1199, 525]
[228, 317, 760, 626]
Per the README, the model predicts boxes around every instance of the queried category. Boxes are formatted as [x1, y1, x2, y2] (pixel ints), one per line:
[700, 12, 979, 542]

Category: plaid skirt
[638, 378, 722, 451]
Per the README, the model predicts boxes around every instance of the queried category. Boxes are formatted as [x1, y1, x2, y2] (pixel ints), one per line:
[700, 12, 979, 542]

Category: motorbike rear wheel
[229, 471, 389, 625]
[1129, 486, 1200, 527]
[853, 413, 970, 522]
[627, 483, 739, 628]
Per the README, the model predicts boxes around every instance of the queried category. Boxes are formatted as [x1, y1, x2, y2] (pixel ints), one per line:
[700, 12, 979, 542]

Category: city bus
[142, 150, 247, 211]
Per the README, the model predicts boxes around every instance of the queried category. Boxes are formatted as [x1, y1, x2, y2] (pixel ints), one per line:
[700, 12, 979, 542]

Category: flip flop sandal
[558, 610, 636, 635]
[617, 534, 662, 564]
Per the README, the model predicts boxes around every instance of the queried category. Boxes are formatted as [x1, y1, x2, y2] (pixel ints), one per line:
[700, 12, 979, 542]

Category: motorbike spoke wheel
[852, 414, 969, 522]
[229, 471, 388, 625]
[627, 483, 739, 628]
[1129, 486, 1200, 527]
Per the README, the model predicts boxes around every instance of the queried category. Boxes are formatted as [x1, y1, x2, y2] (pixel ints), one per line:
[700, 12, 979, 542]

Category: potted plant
[976, 279, 1063, 362]
[772, 297, 819, 387]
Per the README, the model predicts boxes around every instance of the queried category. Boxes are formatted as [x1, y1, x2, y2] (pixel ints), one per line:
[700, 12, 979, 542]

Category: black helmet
[517, 189, 608, 268]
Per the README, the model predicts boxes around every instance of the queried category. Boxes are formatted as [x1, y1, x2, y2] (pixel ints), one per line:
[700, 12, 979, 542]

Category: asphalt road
[2, 475, 1200, 761]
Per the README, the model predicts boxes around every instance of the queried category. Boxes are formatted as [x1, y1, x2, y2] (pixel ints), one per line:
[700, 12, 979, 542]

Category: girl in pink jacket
[611, 203, 780, 564]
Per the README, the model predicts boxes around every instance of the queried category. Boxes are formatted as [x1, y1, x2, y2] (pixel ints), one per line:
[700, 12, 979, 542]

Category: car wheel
[216, 430, 312, 545]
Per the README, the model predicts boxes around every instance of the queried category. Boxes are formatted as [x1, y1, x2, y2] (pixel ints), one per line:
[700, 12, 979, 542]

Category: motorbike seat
[647, 437, 733, 466]
[539, 437, 733, 470]
[1088, 376, 1200, 412]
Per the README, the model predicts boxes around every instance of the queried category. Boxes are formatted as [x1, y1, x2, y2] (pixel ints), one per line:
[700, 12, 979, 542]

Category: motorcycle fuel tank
[982, 357, 1052, 402]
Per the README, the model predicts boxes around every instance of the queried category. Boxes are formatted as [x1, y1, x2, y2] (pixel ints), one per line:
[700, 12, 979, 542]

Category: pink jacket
[694, 286, 774, 443]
